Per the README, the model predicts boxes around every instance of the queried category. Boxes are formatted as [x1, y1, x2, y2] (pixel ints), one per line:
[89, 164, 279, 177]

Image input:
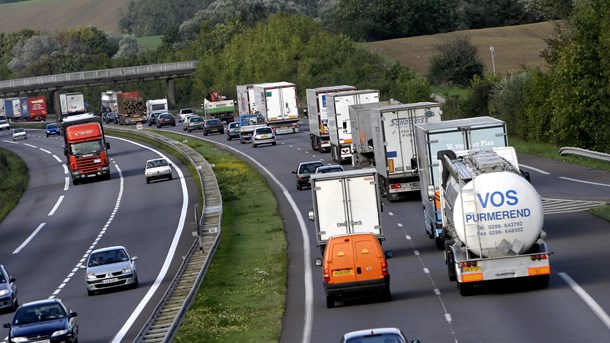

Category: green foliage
[427, 34, 485, 87]
[488, 71, 530, 137]
[0, 148, 28, 221]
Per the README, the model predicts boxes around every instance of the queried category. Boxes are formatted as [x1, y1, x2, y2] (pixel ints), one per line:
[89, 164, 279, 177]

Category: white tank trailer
[439, 147, 550, 296]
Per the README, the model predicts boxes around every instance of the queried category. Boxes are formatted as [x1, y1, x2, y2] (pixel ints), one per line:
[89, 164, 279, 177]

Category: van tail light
[381, 262, 388, 277]
[323, 268, 330, 283]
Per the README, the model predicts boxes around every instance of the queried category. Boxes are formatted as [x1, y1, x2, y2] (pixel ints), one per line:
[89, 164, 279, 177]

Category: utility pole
[490, 45, 496, 77]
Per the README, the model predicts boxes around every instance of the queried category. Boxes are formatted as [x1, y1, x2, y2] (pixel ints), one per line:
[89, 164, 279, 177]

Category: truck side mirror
[308, 210, 315, 221]
[106, 142, 110, 149]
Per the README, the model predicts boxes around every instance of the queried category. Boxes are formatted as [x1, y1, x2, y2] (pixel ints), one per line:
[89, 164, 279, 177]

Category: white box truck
[253, 81, 299, 134]
[60, 92, 86, 117]
[352, 102, 442, 201]
[327, 90, 379, 164]
[308, 168, 383, 254]
[236, 84, 256, 115]
[306, 85, 356, 152]
[438, 147, 550, 296]
[413, 116, 510, 248]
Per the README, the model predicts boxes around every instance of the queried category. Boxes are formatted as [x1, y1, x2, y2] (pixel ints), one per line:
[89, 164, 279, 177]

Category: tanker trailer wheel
[444, 241, 457, 282]
[532, 275, 550, 290]
[457, 281, 474, 296]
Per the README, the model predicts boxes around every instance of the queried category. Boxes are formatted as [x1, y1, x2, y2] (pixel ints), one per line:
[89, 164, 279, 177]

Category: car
[340, 327, 420, 343]
[178, 108, 195, 122]
[315, 165, 344, 174]
[144, 158, 173, 184]
[147, 111, 163, 126]
[12, 128, 27, 141]
[156, 112, 176, 128]
[251, 126, 276, 148]
[45, 123, 61, 137]
[103, 111, 118, 124]
[183, 115, 204, 132]
[0, 265, 18, 313]
[203, 118, 224, 136]
[226, 121, 240, 140]
[0, 120, 9, 130]
[80, 245, 138, 296]
[293, 160, 324, 190]
[3, 298, 78, 343]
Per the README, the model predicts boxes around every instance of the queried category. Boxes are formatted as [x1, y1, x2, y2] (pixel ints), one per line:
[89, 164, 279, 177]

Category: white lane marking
[2, 140, 18, 144]
[13, 223, 46, 254]
[48, 195, 64, 216]
[559, 272, 610, 330]
[62, 164, 69, 174]
[24, 143, 37, 148]
[196, 136, 314, 343]
[519, 164, 550, 175]
[53, 154, 62, 162]
[39, 148, 51, 154]
[109, 136, 188, 343]
[559, 176, 610, 187]
[64, 177, 70, 191]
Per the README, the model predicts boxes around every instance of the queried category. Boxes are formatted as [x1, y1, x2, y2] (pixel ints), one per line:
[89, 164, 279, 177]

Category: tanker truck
[438, 147, 550, 296]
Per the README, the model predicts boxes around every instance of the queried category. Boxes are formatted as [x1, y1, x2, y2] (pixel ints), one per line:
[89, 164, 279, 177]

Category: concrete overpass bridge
[0, 61, 197, 115]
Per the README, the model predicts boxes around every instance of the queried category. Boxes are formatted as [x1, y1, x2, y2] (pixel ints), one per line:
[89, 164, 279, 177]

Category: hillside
[367, 21, 561, 76]
[0, 0, 126, 35]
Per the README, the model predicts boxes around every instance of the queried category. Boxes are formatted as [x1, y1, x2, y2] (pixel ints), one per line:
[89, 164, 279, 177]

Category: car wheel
[46, 134, 48, 137]
[382, 287, 392, 302]
[157, 124, 161, 128]
[132, 276, 139, 289]
[87, 289, 95, 296]
[253, 143, 257, 148]
[172, 123, 176, 126]
[227, 136, 231, 141]
[12, 297, 18, 311]
[169, 174, 173, 180]
[326, 295, 335, 308]
[297, 184, 302, 191]
[272, 142, 276, 146]
[146, 178, 150, 184]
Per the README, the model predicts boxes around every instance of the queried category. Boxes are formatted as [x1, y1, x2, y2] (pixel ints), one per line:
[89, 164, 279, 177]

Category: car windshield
[70, 140, 103, 155]
[15, 304, 67, 325]
[300, 162, 323, 174]
[147, 159, 168, 168]
[345, 334, 406, 343]
[47, 124, 58, 129]
[160, 114, 172, 119]
[256, 128, 272, 135]
[207, 119, 221, 125]
[190, 117, 203, 123]
[88, 249, 129, 267]
[14, 128, 24, 133]
[317, 166, 343, 173]
[229, 123, 239, 129]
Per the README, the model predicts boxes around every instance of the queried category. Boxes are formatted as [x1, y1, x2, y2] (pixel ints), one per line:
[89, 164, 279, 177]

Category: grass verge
[0, 147, 29, 221]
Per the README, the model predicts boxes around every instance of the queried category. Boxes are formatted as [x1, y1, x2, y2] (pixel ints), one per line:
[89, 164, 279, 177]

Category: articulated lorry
[253, 81, 299, 134]
[351, 101, 442, 201]
[101, 91, 119, 114]
[306, 85, 356, 153]
[327, 90, 379, 164]
[60, 92, 86, 117]
[61, 114, 111, 185]
[2, 98, 22, 120]
[414, 117, 512, 248]
[203, 91, 235, 124]
[308, 168, 384, 254]
[438, 147, 550, 295]
[23, 96, 48, 121]
[117, 91, 146, 125]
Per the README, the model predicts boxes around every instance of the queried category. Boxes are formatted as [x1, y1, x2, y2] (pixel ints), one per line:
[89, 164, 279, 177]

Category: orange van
[321, 233, 391, 308]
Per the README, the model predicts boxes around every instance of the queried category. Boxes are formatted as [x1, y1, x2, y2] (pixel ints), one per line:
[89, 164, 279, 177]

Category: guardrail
[559, 147, 610, 162]
[106, 127, 222, 343]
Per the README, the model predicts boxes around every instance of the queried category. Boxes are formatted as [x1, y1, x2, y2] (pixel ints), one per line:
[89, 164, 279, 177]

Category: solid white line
[559, 272, 610, 330]
[195, 136, 314, 343]
[48, 195, 64, 216]
[519, 163, 550, 175]
[13, 223, 46, 254]
[559, 176, 610, 187]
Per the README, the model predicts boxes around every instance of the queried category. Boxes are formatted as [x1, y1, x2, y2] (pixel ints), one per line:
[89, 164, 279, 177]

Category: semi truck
[236, 84, 256, 114]
[351, 101, 442, 201]
[308, 168, 384, 254]
[101, 91, 120, 114]
[145, 98, 169, 116]
[60, 92, 86, 117]
[327, 90, 380, 164]
[61, 114, 111, 185]
[306, 85, 356, 152]
[253, 81, 299, 134]
[117, 91, 146, 125]
[438, 147, 550, 295]
[2, 98, 22, 120]
[414, 117, 510, 248]
[23, 96, 48, 121]
[203, 91, 235, 124]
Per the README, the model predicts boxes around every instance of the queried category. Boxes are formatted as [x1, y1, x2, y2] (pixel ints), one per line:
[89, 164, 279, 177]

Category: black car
[103, 112, 118, 124]
[293, 160, 324, 190]
[147, 111, 163, 126]
[3, 298, 78, 343]
[203, 118, 224, 136]
[156, 112, 176, 128]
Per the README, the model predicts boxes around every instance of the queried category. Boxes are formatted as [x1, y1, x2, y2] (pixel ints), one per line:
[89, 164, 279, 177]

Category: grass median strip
[0, 147, 29, 221]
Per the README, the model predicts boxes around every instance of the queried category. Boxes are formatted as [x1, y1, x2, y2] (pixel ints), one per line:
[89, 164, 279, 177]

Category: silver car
[81, 246, 138, 296]
[0, 265, 18, 312]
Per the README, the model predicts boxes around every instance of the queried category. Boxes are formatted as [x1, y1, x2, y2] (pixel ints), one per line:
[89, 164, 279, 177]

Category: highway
[1, 122, 609, 342]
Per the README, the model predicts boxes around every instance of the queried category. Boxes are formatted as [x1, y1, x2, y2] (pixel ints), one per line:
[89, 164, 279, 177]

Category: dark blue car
[45, 123, 61, 137]
[3, 298, 79, 343]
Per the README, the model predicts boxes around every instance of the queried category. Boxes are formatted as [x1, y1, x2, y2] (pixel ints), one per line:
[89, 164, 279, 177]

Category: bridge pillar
[167, 78, 176, 107]
[53, 90, 61, 121]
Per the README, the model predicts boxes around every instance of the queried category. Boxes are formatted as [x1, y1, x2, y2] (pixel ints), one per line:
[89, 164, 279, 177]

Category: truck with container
[306, 85, 356, 153]
[327, 90, 380, 164]
[145, 98, 169, 116]
[236, 84, 256, 114]
[24, 96, 48, 121]
[2, 98, 22, 120]
[60, 92, 86, 117]
[238, 112, 267, 143]
[438, 147, 550, 295]
[308, 168, 384, 254]
[61, 114, 111, 185]
[253, 81, 299, 134]
[101, 91, 120, 114]
[203, 91, 235, 124]
[414, 117, 511, 248]
[351, 101, 442, 201]
[117, 91, 147, 125]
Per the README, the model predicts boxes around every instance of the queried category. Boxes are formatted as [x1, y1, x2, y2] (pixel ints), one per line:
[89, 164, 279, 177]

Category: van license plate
[332, 269, 353, 276]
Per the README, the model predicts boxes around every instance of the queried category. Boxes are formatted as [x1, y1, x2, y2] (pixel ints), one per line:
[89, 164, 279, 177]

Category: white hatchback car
[144, 158, 173, 184]
[12, 128, 27, 141]
[0, 120, 9, 130]
[252, 126, 276, 148]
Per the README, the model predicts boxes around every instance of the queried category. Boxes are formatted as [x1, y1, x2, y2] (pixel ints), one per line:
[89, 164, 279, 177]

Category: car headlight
[123, 265, 133, 274]
[0, 289, 8, 296]
[52, 329, 68, 337]
[10, 337, 28, 343]
[86, 271, 96, 280]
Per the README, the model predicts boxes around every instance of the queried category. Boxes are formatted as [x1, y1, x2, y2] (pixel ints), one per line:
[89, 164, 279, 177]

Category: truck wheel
[311, 136, 318, 151]
[445, 242, 457, 282]
[435, 236, 445, 250]
[326, 295, 335, 308]
[532, 275, 550, 289]
[458, 282, 474, 296]
[387, 192, 399, 202]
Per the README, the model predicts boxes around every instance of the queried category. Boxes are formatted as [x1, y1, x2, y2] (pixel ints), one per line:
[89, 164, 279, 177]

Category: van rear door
[353, 235, 384, 282]
[326, 237, 357, 284]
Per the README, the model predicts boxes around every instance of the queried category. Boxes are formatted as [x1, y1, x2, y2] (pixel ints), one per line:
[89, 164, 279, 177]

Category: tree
[488, 71, 530, 137]
[427, 34, 484, 87]
[114, 34, 144, 58]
